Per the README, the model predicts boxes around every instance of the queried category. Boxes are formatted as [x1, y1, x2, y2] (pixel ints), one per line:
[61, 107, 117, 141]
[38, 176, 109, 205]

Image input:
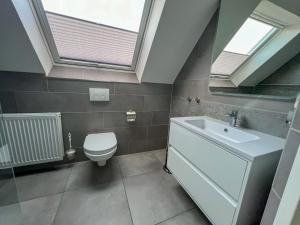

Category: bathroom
[0, 0, 300, 224]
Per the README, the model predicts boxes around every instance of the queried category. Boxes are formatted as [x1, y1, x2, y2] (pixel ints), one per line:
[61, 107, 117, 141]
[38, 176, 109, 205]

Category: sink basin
[185, 118, 259, 143]
[170, 116, 284, 161]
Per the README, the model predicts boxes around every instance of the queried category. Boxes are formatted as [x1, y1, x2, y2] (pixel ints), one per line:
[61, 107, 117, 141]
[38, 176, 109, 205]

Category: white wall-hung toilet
[83, 132, 117, 166]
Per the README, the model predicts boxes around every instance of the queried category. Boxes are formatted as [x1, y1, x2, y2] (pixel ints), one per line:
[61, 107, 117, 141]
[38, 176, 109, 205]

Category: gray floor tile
[53, 181, 133, 225]
[152, 149, 167, 165]
[20, 194, 62, 225]
[0, 178, 19, 206]
[0, 194, 61, 225]
[115, 151, 162, 177]
[0, 203, 21, 225]
[157, 208, 211, 225]
[0, 168, 19, 206]
[65, 159, 122, 191]
[124, 170, 195, 225]
[16, 166, 72, 202]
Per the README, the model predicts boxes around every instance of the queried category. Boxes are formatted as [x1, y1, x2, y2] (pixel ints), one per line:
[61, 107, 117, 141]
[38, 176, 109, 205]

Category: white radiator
[0, 113, 64, 168]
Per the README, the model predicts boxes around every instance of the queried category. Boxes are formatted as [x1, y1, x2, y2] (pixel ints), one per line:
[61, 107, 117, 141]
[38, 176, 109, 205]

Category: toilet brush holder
[66, 132, 76, 160]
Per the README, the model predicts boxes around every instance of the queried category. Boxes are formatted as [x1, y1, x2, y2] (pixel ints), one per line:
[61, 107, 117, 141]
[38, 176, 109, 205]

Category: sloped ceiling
[0, 0, 219, 84]
[0, 0, 44, 73]
[213, 0, 300, 62]
[137, 0, 219, 84]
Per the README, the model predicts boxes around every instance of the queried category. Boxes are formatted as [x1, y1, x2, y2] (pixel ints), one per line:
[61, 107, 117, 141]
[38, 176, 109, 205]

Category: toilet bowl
[83, 132, 117, 166]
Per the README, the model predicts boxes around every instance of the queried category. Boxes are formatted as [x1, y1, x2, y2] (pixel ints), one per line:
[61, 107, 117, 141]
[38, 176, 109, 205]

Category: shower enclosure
[0, 102, 21, 225]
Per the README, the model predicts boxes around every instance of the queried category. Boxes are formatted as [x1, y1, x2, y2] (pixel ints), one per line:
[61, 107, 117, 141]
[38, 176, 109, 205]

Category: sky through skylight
[41, 0, 145, 32]
[224, 18, 275, 55]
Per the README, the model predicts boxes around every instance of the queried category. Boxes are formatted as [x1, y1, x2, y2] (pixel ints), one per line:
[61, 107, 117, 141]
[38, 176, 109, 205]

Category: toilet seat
[84, 132, 117, 155]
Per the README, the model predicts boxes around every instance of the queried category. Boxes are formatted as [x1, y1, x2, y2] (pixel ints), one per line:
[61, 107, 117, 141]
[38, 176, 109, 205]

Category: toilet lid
[84, 132, 117, 154]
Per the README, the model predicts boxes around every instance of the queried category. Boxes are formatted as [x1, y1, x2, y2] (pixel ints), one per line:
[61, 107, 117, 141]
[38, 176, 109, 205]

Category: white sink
[170, 116, 284, 162]
[185, 118, 259, 143]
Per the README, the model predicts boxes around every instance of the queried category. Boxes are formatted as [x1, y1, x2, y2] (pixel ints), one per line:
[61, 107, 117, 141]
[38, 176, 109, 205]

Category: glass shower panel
[0, 103, 21, 225]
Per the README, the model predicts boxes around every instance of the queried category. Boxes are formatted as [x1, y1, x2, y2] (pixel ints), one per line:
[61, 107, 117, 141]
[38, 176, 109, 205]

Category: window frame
[32, 0, 153, 71]
[211, 15, 283, 78]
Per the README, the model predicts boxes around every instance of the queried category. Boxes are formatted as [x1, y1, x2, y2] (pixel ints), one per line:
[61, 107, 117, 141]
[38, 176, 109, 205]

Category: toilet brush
[65, 132, 76, 160]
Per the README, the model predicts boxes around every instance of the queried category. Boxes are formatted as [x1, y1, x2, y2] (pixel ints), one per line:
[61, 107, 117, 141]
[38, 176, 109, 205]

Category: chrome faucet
[227, 110, 238, 127]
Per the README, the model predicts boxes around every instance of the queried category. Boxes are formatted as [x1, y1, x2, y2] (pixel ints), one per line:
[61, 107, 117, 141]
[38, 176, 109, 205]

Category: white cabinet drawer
[169, 122, 247, 200]
[168, 147, 236, 225]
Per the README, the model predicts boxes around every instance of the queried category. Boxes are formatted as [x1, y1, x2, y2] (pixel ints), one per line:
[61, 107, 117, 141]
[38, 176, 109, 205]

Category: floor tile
[115, 151, 162, 177]
[0, 178, 19, 206]
[20, 194, 62, 225]
[53, 181, 133, 225]
[124, 170, 195, 225]
[0, 203, 21, 225]
[16, 166, 71, 202]
[65, 159, 122, 191]
[152, 149, 167, 165]
[0, 194, 61, 225]
[157, 208, 211, 225]
[0, 168, 19, 206]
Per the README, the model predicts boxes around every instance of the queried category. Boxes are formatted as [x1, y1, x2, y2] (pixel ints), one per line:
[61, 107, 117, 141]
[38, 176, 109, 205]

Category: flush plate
[89, 88, 109, 101]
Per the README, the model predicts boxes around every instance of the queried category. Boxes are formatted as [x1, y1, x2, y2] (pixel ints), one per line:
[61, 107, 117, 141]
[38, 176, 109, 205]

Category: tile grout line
[51, 164, 75, 225]
[154, 207, 197, 225]
[50, 192, 65, 225]
[118, 161, 135, 225]
[50, 191, 65, 225]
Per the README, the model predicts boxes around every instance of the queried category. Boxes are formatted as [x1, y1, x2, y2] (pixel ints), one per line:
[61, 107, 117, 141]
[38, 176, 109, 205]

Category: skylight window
[224, 18, 275, 55]
[211, 17, 278, 77]
[33, 0, 152, 70]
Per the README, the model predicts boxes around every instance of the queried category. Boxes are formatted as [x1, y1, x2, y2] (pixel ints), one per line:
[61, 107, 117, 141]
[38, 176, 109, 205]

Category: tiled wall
[0, 71, 172, 163]
[170, 14, 294, 138]
[261, 101, 300, 224]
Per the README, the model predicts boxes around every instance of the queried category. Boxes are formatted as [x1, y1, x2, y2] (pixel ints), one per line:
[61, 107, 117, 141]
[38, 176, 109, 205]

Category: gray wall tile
[15, 92, 144, 113]
[115, 138, 129, 156]
[103, 111, 152, 128]
[0, 91, 17, 113]
[128, 139, 148, 154]
[144, 95, 171, 111]
[61, 112, 102, 133]
[48, 79, 114, 94]
[115, 83, 172, 95]
[91, 95, 144, 112]
[147, 138, 167, 151]
[0, 72, 46, 92]
[15, 92, 91, 113]
[260, 190, 280, 225]
[0, 71, 172, 163]
[105, 127, 148, 140]
[62, 130, 87, 149]
[152, 111, 170, 125]
[148, 125, 169, 138]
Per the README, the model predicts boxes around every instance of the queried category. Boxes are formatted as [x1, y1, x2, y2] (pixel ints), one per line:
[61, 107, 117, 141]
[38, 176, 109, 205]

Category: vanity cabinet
[167, 121, 282, 225]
